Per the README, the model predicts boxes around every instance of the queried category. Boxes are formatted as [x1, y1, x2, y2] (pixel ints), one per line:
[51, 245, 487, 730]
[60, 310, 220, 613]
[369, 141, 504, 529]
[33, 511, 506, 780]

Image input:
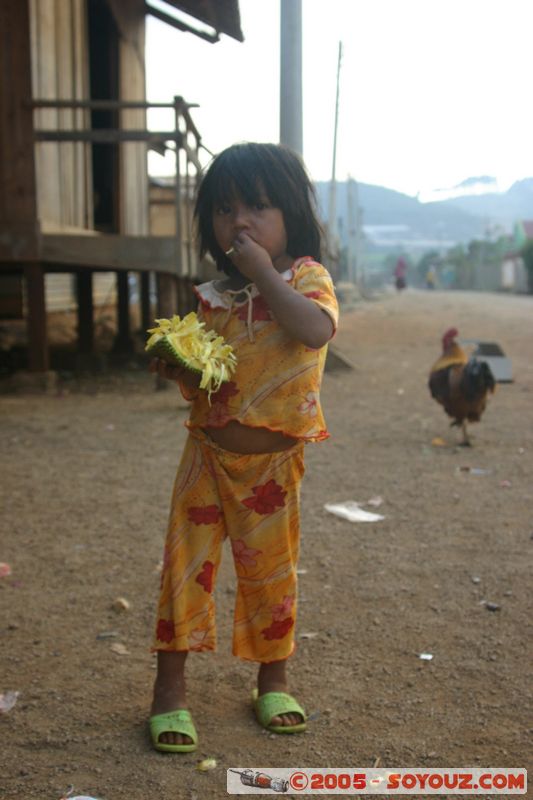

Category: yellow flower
[145, 312, 237, 400]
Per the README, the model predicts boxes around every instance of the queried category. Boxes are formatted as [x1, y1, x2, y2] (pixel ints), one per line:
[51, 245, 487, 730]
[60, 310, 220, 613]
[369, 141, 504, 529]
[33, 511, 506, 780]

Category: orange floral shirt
[184, 257, 338, 442]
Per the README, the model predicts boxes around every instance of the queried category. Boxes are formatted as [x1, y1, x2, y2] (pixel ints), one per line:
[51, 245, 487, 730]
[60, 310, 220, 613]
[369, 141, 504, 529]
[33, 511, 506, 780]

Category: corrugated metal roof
[156, 0, 244, 42]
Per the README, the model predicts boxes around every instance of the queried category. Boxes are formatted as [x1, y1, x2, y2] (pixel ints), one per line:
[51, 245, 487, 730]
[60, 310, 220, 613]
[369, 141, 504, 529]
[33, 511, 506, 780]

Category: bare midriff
[203, 420, 298, 454]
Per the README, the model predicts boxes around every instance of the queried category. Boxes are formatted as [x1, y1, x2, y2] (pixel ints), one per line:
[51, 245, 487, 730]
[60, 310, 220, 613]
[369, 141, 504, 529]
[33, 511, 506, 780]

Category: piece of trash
[96, 631, 119, 640]
[373, 756, 381, 768]
[65, 796, 103, 800]
[112, 597, 130, 611]
[366, 495, 383, 507]
[431, 437, 446, 447]
[518, 447, 525, 455]
[299, 632, 319, 639]
[471, 576, 481, 584]
[196, 758, 217, 771]
[154, 560, 163, 573]
[500, 480, 512, 488]
[296, 568, 308, 575]
[66, 796, 103, 800]
[0, 563, 12, 578]
[324, 502, 385, 523]
[485, 602, 501, 612]
[418, 653, 434, 660]
[110, 642, 129, 655]
[458, 466, 491, 475]
[0, 690, 20, 713]
[105, 424, 115, 431]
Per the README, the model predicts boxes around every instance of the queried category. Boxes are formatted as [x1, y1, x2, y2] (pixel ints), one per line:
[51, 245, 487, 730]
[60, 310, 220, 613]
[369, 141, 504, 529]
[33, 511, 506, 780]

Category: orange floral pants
[153, 430, 305, 662]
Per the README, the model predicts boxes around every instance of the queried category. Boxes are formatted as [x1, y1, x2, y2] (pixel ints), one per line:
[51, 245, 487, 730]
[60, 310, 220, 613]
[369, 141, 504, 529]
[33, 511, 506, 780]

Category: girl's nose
[233, 204, 251, 229]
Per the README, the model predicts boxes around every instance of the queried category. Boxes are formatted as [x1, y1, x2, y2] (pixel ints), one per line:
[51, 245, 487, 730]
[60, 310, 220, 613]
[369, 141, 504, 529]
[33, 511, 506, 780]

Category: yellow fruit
[145, 313, 237, 400]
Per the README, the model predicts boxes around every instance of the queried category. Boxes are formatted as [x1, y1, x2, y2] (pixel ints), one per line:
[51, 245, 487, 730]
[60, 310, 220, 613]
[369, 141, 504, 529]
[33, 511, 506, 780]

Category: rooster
[429, 327, 496, 446]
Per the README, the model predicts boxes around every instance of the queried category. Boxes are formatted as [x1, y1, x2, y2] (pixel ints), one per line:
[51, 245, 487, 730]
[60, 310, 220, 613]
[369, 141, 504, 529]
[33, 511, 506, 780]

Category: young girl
[148, 142, 338, 752]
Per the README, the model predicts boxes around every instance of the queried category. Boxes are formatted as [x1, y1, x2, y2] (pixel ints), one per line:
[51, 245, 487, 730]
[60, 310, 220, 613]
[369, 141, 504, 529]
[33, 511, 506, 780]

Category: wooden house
[500, 220, 533, 293]
[0, 0, 243, 372]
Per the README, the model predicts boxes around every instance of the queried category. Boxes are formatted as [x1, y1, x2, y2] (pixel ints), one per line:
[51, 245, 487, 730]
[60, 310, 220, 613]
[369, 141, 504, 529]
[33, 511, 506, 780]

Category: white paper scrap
[324, 501, 385, 523]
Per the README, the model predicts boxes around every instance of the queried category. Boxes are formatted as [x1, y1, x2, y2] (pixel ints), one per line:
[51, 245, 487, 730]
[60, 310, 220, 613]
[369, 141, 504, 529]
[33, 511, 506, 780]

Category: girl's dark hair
[194, 142, 323, 275]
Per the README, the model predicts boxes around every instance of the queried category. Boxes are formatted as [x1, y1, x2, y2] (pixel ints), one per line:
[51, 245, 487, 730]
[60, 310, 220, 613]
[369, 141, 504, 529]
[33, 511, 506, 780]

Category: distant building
[500, 220, 532, 292]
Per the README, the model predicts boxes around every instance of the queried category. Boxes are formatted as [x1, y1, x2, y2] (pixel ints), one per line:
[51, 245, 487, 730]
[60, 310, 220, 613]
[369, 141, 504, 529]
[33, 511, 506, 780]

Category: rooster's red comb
[442, 328, 458, 347]
[443, 327, 458, 339]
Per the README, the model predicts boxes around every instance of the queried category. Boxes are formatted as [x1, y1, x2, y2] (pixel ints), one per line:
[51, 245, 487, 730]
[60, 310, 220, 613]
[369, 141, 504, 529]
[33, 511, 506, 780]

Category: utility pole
[347, 176, 357, 284]
[327, 41, 342, 275]
[279, 0, 302, 155]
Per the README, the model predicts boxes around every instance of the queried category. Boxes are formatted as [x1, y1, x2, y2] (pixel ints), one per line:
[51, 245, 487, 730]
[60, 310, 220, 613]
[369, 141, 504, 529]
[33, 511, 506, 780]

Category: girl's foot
[150, 651, 193, 747]
[257, 659, 305, 728]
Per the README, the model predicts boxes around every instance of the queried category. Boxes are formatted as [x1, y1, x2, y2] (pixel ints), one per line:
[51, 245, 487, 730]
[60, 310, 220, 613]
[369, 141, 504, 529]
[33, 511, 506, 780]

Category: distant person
[425, 266, 437, 289]
[147, 142, 339, 752]
[394, 256, 407, 290]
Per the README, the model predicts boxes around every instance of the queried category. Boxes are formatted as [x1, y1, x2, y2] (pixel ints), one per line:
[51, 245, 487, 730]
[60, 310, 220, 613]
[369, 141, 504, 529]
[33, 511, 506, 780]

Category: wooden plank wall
[30, 0, 92, 232]
[108, 0, 149, 236]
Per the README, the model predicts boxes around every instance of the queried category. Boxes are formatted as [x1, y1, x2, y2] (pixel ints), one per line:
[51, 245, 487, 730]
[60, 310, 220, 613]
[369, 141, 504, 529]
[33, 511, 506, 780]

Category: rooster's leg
[459, 421, 471, 447]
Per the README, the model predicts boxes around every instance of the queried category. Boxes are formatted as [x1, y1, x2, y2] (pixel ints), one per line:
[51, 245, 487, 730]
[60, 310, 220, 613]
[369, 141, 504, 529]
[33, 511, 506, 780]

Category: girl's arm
[254, 268, 333, 349]
[229, 234, 334, 349]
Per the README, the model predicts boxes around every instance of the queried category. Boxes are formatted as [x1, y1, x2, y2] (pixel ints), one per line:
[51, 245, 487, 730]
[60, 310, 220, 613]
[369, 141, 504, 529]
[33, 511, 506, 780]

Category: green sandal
[149, 709, 198, 753]
[252, 688, 307, 734]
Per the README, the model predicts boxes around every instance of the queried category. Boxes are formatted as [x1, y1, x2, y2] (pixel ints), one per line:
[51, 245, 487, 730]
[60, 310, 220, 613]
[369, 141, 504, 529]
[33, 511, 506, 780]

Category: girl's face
[212, 190, 289, 268]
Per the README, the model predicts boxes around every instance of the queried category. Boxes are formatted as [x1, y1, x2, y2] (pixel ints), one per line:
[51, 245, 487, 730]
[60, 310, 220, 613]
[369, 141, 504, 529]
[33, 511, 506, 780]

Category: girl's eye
[255, 201, 269, 211]
[215, 204, 231, 215]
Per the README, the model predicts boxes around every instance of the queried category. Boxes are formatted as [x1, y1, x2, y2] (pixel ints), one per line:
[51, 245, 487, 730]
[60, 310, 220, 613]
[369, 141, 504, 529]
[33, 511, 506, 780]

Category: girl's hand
[149, 358, 201, 390]
[226, 232, 274, 282]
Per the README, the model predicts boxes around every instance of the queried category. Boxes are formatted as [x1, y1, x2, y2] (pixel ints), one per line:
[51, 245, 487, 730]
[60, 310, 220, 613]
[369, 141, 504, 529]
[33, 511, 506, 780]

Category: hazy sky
[146, 0, 532, 199]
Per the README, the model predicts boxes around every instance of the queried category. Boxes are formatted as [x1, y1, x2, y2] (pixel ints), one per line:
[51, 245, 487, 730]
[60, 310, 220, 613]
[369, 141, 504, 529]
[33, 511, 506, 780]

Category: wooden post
[154, 271, 176, 391]
[0, 0, 38, 231]
[139, 270, 151, 330]
[156, 272, 176, 319]
[113, 270, 133, 352]
[76, 271, 94, 353]
[24, 263, 48, 371]
[176, 277, 186, 317]
[174, 97, 183, 277]
[1, 1, 42, 371]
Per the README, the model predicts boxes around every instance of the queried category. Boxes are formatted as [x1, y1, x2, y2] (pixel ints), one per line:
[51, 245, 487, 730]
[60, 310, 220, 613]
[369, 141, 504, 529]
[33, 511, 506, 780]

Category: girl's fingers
[168, 365, 185, 381]
[149, 357, 182, 381]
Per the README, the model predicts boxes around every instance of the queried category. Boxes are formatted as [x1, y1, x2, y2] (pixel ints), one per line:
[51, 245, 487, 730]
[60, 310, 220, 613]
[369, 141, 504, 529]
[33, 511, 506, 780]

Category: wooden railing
[30, 95, 206, 278]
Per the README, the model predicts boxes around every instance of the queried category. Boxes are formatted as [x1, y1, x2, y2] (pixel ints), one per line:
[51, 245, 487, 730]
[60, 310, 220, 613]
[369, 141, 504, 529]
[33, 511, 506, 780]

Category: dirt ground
[1, 288, 532, 800]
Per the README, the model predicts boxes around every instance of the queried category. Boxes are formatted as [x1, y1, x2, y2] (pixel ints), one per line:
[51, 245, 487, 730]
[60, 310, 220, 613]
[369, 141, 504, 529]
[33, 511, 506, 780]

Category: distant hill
[314, 178, 533, 249]
[430, 178, 533, 225]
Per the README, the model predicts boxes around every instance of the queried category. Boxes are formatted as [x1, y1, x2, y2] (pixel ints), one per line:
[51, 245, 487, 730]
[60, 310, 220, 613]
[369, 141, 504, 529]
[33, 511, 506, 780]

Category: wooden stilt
[24, 263, 48, 371]
[140, 270, 151, 331]
[76, 271, 94, 353]
[156, 272, 176, 319]
[113, 270, 133, 352]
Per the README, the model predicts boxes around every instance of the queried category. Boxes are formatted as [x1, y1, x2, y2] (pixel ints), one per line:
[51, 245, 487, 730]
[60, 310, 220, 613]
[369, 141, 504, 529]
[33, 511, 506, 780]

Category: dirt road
[1, 288, 532, 799]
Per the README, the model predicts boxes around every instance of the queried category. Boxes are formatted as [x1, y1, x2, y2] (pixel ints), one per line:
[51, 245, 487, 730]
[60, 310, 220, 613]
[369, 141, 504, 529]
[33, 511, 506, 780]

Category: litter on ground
[324, 501, 385, 523]
[0, 690, 20, 713]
